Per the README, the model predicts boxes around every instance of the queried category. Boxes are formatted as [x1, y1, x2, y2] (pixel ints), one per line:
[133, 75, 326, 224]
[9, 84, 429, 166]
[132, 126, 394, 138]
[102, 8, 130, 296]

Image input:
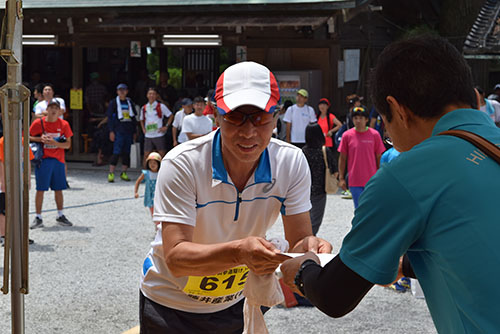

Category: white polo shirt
[140, 129, 312, 313]
[283, 104, 317, 143]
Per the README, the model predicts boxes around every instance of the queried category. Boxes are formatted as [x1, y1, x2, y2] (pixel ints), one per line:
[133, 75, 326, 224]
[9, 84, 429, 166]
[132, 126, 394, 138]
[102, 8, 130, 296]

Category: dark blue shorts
[35, 158, 67, 191]
[113, 132, 133, 155]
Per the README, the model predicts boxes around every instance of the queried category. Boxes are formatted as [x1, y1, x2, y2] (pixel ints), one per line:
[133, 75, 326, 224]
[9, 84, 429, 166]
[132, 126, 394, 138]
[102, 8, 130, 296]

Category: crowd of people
[0, 34, 499, 334]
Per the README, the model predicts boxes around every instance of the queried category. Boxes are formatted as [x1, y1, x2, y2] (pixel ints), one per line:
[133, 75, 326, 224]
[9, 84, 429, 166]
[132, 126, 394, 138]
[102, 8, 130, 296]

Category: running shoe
[30, 217, 44, 229]
[341, 190, 352, 199]
[56, 215, 73, 227]
[120, 172, 131, 181]
[388, 282, 408, 293]
[399, 277, 411, 290]
[108, 172, 115, 183]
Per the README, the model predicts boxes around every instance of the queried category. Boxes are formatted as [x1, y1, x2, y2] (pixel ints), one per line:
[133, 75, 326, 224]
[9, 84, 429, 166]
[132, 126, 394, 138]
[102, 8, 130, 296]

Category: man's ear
[386, 96, 411, 129]
[474, 88, 481, 110]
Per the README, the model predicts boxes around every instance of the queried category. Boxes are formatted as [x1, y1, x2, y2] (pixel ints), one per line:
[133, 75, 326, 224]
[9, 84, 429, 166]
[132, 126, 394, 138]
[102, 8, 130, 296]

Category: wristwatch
[294, 259, 319, 295]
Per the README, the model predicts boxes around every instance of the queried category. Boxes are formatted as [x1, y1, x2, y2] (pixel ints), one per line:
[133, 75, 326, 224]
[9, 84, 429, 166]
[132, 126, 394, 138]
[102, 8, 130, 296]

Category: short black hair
[304, 122, 325, 148]
[43, 83, 54, 91]
[193, 96, 205, 104]
[34, 83, 44, 94]
[370, 35, 476, 122]
[147, 87, 158, 94]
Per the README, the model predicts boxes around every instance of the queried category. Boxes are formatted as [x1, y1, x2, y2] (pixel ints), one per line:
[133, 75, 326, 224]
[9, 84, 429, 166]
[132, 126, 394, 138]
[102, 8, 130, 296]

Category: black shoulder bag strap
[438, 129, 500, 165]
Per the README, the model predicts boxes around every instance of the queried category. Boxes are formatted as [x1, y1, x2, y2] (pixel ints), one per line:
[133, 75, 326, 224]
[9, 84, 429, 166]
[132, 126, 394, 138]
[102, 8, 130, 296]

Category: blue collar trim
[211, 129, 272, 184]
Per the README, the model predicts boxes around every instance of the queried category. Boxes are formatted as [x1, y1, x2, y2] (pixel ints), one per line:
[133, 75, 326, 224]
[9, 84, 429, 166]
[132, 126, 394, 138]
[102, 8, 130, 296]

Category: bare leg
[149, 206, 154, 217]
[54, 190, 64, 211]
[35, 190, 44, 214]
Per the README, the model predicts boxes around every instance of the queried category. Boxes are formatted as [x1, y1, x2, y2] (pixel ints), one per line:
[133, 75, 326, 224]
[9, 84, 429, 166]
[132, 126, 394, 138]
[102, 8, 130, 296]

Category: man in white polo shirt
[140, 61, 332, 333]
[283, 89, 317, 148]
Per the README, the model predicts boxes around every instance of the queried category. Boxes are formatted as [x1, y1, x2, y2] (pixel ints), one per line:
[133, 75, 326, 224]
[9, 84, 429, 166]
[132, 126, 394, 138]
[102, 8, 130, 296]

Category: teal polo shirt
[339, 109, 500, 333]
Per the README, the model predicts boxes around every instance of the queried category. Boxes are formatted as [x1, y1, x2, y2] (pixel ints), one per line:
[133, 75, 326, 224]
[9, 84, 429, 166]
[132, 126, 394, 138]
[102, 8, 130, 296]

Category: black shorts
[0, 193, 4, 215]
[139, 291, 246, 334]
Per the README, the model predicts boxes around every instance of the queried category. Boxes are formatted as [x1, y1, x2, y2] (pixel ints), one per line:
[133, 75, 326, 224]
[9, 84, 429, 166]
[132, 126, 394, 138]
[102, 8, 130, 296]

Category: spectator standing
[139, 61, 331, 333]
[316, 98, 341, 148]
[284, 89, 317, 148]
[477, 86, 500, 127]
[302, 123, 337, 236]
[84, 72, 108, 118]
[172, 98, 193, 146]
[487, 83, 500, 103]
[33, 84, 66, 120]
[32, 83, 45, 117]
[29, 99, 73, 228]
[107, 83, 137, 183]
[338, 106, 385, 208]
[203, 89, 218, 131]
[139, 87, 173, 164]
[180, 96, 213, 141]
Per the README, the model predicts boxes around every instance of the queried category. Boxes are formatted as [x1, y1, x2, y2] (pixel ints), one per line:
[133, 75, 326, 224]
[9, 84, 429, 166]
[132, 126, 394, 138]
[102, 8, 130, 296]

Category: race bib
[146, 123, 158, 133]
[183, 266, 249, 304]
[122, 111, 130, 119]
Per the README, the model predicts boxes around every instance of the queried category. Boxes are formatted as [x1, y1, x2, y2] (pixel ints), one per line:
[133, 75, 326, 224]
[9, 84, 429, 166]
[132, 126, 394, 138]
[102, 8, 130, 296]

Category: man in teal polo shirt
[281, 36, 500, 333]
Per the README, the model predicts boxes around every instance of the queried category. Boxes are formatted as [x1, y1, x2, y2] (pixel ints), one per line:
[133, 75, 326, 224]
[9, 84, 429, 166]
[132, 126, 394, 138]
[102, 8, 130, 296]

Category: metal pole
[0, 1, 29, 334]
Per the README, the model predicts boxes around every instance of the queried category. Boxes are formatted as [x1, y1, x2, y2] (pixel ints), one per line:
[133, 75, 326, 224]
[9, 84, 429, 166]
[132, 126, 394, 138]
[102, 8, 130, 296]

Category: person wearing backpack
[107, 83, 138, 183]
[140, 87, 173, 165]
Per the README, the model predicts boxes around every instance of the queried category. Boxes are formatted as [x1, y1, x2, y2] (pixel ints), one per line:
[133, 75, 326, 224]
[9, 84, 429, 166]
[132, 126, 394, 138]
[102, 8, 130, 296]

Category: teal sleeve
[339, 168, 425, 284]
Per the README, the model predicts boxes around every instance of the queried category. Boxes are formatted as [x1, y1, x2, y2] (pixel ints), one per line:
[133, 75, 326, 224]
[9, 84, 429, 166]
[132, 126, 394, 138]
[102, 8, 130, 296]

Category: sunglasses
[352, 107, 366, 113]
[222, 111, 277, 127]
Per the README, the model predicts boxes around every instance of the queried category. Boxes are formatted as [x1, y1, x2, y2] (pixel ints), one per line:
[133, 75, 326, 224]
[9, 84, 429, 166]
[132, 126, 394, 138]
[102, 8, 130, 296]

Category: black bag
[30, 119, 44, 168]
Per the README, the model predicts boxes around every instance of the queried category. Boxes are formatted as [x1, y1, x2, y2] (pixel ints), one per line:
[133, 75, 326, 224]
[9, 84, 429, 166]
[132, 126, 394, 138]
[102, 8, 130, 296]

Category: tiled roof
[3, 0, 355, 9]
[464, 0, 500, 54]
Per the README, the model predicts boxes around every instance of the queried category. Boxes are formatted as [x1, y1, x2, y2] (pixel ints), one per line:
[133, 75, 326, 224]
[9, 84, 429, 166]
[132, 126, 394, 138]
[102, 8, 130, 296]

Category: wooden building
[2, 0, 396, 160]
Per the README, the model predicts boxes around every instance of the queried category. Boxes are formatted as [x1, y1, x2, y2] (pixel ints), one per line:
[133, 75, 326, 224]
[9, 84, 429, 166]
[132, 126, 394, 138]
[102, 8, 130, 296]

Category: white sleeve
[282, 150, 312, 216]
[153, 157, 197, 226]
[182, 116, 193, 133]
[161, 103, 172, 118]
[34, 103, 43, 115]
[172, 112, 181, 128]
[57, 98, 66, 110]
[309, 106, 317, 122]
[139, 106, 145, 121]
[283, 106, 293, 123]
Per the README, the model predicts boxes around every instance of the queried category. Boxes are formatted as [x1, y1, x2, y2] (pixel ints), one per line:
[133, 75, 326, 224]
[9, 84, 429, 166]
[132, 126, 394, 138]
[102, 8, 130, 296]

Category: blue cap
[181, 98, 193, 106]
[116, 83, 128, 90]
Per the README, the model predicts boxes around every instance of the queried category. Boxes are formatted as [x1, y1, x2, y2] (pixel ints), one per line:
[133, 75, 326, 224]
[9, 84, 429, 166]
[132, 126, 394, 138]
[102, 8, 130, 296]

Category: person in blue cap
[106, 83, 137, 182]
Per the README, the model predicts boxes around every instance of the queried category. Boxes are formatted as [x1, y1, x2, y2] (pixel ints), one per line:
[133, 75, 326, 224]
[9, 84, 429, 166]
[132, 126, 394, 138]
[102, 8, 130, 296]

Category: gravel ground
[0, 163, 437, 333]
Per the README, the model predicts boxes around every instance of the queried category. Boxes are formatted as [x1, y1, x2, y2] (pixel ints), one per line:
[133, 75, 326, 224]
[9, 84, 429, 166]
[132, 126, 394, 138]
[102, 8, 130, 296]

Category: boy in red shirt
[338, 106, 386, 208]
[29, 99, 73, 228]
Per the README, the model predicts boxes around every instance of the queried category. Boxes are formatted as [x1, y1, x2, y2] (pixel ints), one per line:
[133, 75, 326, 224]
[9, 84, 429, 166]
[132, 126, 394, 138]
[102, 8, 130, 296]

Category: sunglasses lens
[223, 111, 275, 126]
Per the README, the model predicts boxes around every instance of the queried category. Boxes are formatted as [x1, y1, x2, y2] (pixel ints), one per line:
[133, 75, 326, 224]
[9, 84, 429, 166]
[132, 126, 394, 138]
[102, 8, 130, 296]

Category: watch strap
[294, 259, 319, 295]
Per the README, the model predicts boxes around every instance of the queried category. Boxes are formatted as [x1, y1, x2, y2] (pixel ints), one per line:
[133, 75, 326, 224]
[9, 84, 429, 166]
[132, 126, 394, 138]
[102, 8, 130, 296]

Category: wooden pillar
[71, 43, 83, 157]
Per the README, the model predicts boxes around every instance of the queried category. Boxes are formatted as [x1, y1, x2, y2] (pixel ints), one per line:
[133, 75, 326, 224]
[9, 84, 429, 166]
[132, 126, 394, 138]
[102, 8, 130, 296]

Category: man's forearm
[165, 239, 242, 277]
